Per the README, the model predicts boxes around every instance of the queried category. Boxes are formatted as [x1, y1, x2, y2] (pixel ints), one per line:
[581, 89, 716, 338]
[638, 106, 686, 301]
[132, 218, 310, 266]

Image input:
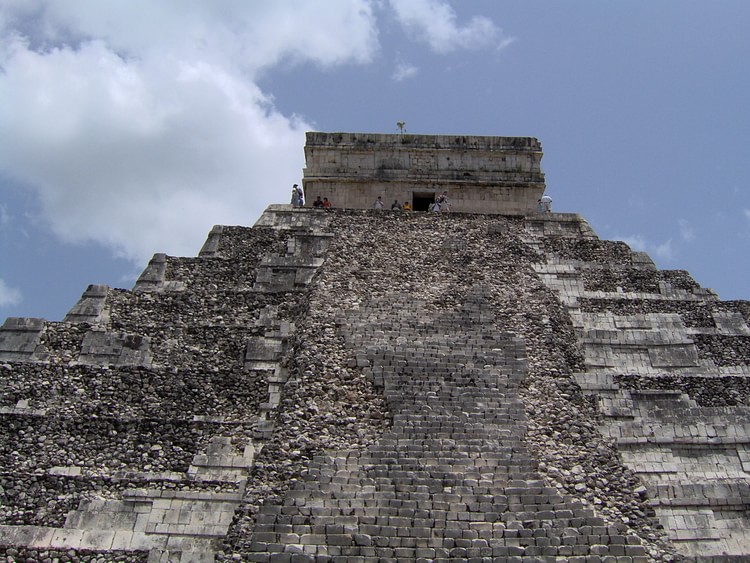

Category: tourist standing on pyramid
[291, 184, 300, 207]
[538, 194, 552, 213]
[291, 184, 304, 207]
[432, 191, 449, 212]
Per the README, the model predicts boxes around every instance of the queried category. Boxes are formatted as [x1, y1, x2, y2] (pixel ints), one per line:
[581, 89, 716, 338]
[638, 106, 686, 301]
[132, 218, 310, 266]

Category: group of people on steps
[292, 184, 552, 213]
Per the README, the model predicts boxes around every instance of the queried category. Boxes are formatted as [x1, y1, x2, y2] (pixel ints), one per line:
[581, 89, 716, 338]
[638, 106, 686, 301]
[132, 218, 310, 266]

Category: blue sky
[0, 0, 748, 321]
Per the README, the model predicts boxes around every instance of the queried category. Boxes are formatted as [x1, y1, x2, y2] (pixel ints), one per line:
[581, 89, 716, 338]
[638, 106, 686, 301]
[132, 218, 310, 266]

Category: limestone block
[713, 311, 750, 335]
[631, 251, 656, 268]
[288, 232, 334, 257]
[0, 526, 51, 547]
[49, 465, 82, 476]
[134, 253, 168, 292]
[49, 528, 85, 549]
[245, 336, 285, 362]
[253, 207, 330, 230]
[79, 529, 116, 550]
[64, 284, 110, 324]
[198, 225, 224, 257]
[648, 344, 700, 368]
[78, 329, 152, 366]
[111, 530, 135, 550]
[0, 317, 47, 361]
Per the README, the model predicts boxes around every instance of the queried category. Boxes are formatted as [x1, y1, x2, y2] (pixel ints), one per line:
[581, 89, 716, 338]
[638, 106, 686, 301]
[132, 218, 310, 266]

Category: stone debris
[0, 207, 748, 561]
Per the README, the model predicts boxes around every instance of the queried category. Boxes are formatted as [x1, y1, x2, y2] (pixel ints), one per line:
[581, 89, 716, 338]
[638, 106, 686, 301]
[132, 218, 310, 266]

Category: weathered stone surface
[0, 317, 47, 362]
[302, 131, 546, 213]
[64, 284, 110, 325]
[0, 222, 317, 561]
[1, 141, 749, 561]
[531, 212, 750, 559]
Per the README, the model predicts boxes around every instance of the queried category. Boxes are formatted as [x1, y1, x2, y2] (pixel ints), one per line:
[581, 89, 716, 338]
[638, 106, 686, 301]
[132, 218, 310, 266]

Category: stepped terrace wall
[530, 213, 750, 559]
[0, 224, 312, 562]
[1, 206, 749, 561]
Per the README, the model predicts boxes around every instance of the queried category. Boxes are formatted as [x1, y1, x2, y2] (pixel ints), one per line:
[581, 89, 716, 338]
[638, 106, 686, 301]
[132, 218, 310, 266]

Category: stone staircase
[1, 207, 750, 561]
[246, 288, 648, 561]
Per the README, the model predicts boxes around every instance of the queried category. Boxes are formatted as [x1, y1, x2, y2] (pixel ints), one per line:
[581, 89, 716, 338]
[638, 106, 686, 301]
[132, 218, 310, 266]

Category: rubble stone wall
[0, 224, 314, 562]
[0, 206, 748, 562]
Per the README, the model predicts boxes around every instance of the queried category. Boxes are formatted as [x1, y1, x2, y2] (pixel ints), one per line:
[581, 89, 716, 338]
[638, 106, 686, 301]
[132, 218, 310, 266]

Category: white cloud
[0, 1, 515, 267]
[0, 279, 22, 307]
[392, 55, 418, 81]
[388, 0, 512, 53]
[0, 1, 380, 72]
[618, 234, 675, 261]
[620, 234, 647, 252]
[0, 1, 381, 263]
[627, 195, 646, 209]
[678, 218, 695, 242]
[744, 209, 750, 221]
[495, 36, 515, 52]
[0, 203, 9, 228]
[654, 239, 675, 261]
[0, 36, 307, 262]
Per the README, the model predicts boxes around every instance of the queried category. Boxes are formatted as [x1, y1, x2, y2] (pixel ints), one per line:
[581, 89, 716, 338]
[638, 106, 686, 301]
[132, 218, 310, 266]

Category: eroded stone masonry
[2, 136, 750, 563]
[301, 132, 545, 213]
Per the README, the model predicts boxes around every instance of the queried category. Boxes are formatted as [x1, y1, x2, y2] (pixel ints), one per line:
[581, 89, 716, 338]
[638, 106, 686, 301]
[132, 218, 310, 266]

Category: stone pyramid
[2, 138, 750, 562]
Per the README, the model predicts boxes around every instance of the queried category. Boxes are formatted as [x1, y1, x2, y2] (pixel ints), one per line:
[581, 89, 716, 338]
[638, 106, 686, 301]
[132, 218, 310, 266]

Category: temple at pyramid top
[302, 131, 546, 213]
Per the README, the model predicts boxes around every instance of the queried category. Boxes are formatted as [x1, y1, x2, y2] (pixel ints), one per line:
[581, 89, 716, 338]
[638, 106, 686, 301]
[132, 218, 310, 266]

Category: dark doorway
[412, 193, 435, 212]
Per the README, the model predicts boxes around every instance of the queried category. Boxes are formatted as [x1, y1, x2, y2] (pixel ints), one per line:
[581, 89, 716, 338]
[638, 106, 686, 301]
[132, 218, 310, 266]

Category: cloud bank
[388, 0, 513, 53]
[392, 54, 418, 81]
[678, 219, 695, 242]
[0, 1, 506, 265]
[620, 234, 675, 262]
[0, 1, 385, 262]
[0, 279, 21, 307]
